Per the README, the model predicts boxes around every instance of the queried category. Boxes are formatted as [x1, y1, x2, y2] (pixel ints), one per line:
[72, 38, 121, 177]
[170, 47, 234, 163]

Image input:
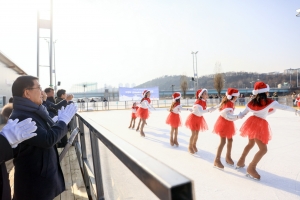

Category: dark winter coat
[10, 96, 68, 200]
[0, 135, 13, 200]
[43, 99, 68, 117]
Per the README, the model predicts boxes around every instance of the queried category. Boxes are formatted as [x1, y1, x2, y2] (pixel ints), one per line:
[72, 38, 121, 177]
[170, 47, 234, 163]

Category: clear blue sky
[0, 0, 299, 91]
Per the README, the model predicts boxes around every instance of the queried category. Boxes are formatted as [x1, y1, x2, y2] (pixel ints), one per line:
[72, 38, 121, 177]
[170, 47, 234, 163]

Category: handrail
[71, 113, 194, 200]
[76, 97, 293, 112]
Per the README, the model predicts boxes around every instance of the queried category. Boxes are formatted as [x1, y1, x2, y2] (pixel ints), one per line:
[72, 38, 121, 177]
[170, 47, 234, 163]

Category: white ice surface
[80, 107, 300, 200]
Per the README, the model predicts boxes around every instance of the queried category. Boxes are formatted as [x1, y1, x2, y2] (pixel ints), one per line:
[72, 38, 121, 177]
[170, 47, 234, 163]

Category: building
[0, 51, 27, 109]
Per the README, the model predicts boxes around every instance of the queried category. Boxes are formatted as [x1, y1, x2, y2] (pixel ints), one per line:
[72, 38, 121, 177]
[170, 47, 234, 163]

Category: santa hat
[226, 88, 239, 99]
[252, 82, 269, 95]
[196, 88, 208, 98]
[172, 92, 181, 102]
[142, 90, 150, 96]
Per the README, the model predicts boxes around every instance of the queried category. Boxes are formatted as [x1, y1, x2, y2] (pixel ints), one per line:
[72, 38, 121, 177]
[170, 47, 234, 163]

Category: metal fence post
[90, 130, 105, 199]
[78, 120, 92, 197]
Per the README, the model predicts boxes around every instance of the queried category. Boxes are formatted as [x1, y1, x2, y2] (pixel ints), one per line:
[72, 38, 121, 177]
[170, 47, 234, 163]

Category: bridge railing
[76, 97, 293, 112]
[70, 113, 194, 200]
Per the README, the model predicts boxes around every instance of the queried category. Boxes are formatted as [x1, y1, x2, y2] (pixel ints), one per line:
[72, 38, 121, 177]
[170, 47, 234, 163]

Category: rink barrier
[76, 97, 293, 112]
[71, 113, 194, 200]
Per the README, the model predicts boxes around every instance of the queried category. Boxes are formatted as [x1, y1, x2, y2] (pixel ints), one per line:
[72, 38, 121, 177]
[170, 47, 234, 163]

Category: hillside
[136, 72, 297, 91]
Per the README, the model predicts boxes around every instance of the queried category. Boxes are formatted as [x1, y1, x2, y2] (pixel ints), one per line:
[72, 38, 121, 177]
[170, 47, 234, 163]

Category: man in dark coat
[41, 91, 68, 117]
[44, 87, 55, 103]
[9, 75, 77, 200]
[0, 118, 37, 200]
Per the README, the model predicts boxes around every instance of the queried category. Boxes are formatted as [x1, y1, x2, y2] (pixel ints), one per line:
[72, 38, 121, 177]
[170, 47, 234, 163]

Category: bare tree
[214, 62, 224, 97]
[180, 75, 188, 99]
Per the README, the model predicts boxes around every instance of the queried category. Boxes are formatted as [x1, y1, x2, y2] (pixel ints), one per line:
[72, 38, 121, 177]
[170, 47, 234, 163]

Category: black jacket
[10, 97, 68, 200]
[46, 96, 55, 104]
[0, 135, 13, 200]
[43, 99, 68, 117]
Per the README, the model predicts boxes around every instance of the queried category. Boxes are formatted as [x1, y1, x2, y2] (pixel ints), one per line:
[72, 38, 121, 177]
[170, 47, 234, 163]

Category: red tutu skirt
[131, 113, 137, 119]
[166, 112, 182, 128]
[135, 107, 149, 119]
[297, 102, 300, 107]
[212, 116, 236, 139]
[240, 116, 272, 144]
[185, 114, 208, 131]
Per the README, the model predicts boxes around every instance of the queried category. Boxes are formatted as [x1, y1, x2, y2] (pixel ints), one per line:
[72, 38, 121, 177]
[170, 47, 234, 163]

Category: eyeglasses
[26, 86, 42, 91]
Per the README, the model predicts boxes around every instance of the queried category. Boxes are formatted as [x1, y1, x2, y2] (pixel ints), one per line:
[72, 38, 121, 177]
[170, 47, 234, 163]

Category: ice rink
[80, 107, 300, 200]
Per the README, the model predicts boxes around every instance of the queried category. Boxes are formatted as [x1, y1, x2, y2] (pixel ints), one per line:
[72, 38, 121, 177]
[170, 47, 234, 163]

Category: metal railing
[76, 97, 294, 112]
[70, 113, 194, 200]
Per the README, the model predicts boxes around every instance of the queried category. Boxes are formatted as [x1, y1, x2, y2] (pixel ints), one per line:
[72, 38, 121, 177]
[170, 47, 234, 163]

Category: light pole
[289, 68, 292, 87]
[191, 51, 198, 95]
[44, 38, 57, 90]
[194, 51, 199, 90]
[53, 40, 57, 93]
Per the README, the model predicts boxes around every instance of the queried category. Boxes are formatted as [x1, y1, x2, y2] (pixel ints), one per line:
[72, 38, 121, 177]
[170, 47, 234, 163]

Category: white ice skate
[246, 173, 260, 181]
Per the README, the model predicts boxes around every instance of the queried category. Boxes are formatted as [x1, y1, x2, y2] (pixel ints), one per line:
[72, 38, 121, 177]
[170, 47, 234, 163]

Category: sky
[0, 0, 299, 91]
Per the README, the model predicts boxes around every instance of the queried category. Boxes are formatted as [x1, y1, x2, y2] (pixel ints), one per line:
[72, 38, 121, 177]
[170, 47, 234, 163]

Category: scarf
[13, 96, 55, 127]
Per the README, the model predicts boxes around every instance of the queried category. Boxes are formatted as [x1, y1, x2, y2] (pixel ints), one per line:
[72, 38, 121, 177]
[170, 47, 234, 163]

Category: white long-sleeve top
[240, 100, 296, 119]
[171, 104, 189, 114]
[218, 101, 239, 121]
[191, 99, 209, 117]
[131, 106, 138, 113]
[138, 98, 154, 110]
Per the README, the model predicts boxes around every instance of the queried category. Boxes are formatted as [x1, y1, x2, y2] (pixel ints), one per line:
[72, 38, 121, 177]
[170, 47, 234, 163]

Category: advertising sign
[119, 87, 159, 101]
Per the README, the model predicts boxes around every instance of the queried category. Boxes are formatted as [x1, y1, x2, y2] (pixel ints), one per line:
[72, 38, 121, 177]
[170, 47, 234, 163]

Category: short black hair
[57, 89, 66, 98]
[44, 87, 54, 93]
[8, 97, 13, 103]
[12, 75, 38, 97]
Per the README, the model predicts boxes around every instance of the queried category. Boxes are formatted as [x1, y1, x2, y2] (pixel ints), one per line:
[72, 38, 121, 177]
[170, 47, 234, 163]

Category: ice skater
[294, 93, 300, 109]
[212, 88, 243, 169]
[185, 89, 217, 154]
[236, 81, 300, 180]
[135, 90, 155, 137]
[128, 102, 138, 129]
[166, 92, 190, 147]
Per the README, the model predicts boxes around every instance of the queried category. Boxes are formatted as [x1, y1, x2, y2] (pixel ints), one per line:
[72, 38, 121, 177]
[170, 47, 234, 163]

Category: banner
[119, 87, 159, 101]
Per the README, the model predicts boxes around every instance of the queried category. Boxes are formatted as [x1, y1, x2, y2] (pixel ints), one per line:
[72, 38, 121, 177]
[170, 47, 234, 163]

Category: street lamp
[191, 51, 198, 94]
[53, 40, 57, 93]
[44, 38, 57, 91]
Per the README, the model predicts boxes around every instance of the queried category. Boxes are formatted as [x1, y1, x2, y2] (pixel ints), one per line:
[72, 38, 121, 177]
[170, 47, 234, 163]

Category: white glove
[238, 112, 244, 119]
[52, 116, 58, 123]
[0, 118, 37, 148]
[58, 103, 78, 125]
[207, 107, 217, 113]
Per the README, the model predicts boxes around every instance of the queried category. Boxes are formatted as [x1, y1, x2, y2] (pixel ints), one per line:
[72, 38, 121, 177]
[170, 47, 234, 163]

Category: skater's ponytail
[169, 99, 180, 112]
[250, 93, 268, 106]
[219, 96, 234, 111]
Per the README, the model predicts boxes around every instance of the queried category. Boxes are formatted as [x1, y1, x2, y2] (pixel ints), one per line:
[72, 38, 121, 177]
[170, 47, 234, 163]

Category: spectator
[0, 118, 37, 200]
[292, 92, 296, 106]
[90, 98, 96, 102]
[9, 75, 77, 200]
[42, 91, 69, 117]
[239, 94, 245, 106]
[44, 87, 55, 103]
[1, 103, 13, 122]
[272, 92, 278, 101]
